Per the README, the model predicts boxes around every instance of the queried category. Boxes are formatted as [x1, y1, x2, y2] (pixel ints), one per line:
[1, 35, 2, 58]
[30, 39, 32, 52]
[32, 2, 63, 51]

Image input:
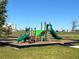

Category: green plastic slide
[17, 34, 30, 42]
[50, 25, 63, 39]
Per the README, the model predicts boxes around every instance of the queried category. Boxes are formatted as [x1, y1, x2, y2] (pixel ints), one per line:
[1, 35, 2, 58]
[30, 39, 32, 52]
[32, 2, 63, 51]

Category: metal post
[29, 27, 30, 36]
[44, 22, 46, 31]
[34, 27, 36, 36]
[44, 22, 47, 41]
[31, 27, 33, 36]
[41, 22, 43, 30]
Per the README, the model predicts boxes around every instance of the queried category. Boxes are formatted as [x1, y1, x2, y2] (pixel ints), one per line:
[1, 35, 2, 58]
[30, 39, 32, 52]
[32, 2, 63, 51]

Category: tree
[72, 20, 79, 31]
[0, 0, 8, 36]
[0, 0, 8, 27]
[4, 25, 12, 39]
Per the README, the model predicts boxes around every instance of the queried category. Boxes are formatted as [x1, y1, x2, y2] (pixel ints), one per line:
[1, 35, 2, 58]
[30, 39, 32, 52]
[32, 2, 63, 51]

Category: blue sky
[7, 0, 79, 30]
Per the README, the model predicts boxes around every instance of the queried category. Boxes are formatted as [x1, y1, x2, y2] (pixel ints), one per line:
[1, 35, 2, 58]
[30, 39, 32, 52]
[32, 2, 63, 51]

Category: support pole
[41, 22, 43, 30]
[34, 27, 36, 39]
[29, 27, 30, 36]
[44, 22, 46, 31]
[44, 22, 47, 41]
[31, 27, 33, 36]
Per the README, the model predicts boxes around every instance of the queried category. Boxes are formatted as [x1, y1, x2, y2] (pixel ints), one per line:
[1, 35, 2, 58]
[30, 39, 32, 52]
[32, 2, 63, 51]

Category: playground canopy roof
[35, 30, 44, 36]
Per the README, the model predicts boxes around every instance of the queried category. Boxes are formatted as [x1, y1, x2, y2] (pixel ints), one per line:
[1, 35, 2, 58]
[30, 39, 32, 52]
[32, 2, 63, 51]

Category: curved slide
[17, 34, 30, 42]
[50, 25, 63, 39]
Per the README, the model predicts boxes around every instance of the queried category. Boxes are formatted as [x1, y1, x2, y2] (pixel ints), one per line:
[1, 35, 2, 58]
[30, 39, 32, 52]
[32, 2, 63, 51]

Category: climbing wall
[46, 31, 54, 41]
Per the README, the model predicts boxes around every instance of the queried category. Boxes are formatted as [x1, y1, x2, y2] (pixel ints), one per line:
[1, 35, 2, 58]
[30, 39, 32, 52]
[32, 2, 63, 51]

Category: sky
[7, 0, 79, 30]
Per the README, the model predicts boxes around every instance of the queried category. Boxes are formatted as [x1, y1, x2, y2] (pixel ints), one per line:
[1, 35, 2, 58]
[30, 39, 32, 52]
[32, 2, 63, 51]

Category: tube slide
[50, 25, 63, 39]
[17, 34, 30, 42]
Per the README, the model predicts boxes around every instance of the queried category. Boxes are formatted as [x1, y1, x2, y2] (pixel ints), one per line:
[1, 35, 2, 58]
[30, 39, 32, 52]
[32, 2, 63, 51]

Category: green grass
[74, 43, 79, 46]
[63, 35, 79, 40]
[72, 35, 79, 39]
[59, 32, 79, 35]
[0, 46, 79, 59]
[0, 32, 79, 59]
[58, 32, 79, 40]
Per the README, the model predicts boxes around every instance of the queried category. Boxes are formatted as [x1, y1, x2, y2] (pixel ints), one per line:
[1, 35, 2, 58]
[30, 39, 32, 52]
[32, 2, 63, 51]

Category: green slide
[17, 34, 30, 42]
[50, 24, 63, 39]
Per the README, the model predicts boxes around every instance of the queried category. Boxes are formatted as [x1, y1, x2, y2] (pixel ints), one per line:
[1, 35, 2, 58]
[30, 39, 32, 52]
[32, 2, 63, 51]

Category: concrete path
[70, 46, 79, 48]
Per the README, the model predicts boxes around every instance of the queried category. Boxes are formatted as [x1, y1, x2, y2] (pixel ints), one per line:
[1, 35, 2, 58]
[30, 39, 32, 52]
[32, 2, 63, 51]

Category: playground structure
[1, 22, 79, 49]
[17, 22, 63, 43]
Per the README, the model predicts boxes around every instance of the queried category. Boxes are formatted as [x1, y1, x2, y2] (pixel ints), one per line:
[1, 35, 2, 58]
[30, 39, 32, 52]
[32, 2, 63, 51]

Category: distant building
[11, 24, 17, 31]
[3, 23, 17, 32]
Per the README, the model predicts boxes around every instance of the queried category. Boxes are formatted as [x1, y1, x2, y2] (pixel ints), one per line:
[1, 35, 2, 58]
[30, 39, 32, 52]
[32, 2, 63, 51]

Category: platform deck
[0, 40, 79, 48]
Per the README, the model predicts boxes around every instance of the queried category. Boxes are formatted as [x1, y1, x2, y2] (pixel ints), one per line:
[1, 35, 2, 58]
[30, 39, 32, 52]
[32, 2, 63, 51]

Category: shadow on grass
[0, 42, 9, 47]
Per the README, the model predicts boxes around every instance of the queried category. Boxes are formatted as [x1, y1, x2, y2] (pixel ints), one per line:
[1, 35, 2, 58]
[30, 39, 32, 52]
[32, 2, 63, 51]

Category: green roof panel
[35, 30, 43, 36]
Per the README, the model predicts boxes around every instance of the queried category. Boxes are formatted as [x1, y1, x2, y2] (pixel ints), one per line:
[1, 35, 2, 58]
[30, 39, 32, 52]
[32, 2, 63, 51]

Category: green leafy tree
[4, 25, 12, 39]
[0, 0, 8, 36]
[0, 0, 8, 27]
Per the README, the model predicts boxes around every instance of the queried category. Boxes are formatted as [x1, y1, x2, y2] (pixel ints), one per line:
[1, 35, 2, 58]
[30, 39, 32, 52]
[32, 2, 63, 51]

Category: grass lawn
[0, 45, 79, 59]
[0, 32, 79, 59]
